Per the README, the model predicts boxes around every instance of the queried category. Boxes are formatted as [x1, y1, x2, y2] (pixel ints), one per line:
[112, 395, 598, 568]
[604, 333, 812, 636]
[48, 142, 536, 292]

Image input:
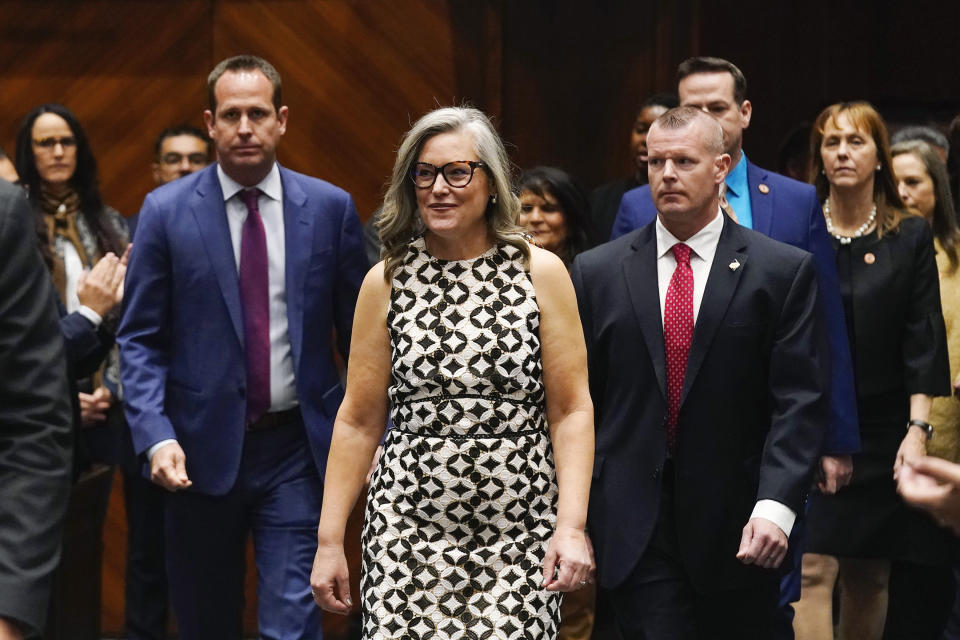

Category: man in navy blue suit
[610, 57, 859, 637]
[119, 55, 367, 639]
[575, 106, 829, 639]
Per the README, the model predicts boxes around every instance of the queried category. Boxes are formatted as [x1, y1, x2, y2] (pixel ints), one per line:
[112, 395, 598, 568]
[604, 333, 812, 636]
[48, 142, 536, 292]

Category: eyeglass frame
[410, 160, 487, 189]
[32, 136, 77, 150]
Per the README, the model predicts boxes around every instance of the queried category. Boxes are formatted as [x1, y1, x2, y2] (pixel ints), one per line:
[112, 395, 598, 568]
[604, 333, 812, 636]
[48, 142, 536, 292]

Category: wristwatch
[907, 419, 934, 440]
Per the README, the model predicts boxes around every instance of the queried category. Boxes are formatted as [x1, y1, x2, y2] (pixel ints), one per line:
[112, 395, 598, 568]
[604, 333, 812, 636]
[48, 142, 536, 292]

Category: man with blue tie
[119, 55, 367, 639]
[610, 56, 859, 638]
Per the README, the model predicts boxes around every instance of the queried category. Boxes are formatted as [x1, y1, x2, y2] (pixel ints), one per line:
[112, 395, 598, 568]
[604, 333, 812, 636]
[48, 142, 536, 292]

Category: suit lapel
[747, 160, 774, 236]
[192, 168, 244, 345]
[281, 167, 310, 373]
[623, 225, 668, 399]
[680, 216, 748, 406]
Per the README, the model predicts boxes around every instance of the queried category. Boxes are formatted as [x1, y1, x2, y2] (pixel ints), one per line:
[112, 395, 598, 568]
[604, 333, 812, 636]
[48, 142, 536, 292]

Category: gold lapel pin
[729, 259, 741, 271]
[758, 184, 770, 194]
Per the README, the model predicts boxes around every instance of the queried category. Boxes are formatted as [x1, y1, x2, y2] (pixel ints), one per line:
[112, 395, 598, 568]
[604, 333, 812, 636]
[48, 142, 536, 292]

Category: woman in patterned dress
[311, 106, 595, 639]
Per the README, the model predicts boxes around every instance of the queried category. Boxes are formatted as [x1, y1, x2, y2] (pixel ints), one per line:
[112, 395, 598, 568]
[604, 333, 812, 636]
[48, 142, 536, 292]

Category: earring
[490, 195, 498, 204]
[821, 168, 826, 175]
[876, 163, 882, 171]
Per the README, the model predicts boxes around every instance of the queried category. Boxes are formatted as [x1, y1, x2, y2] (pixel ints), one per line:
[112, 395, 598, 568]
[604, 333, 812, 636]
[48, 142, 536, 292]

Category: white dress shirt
[148, 163, 298, 462]
[655, 209, 796, 537]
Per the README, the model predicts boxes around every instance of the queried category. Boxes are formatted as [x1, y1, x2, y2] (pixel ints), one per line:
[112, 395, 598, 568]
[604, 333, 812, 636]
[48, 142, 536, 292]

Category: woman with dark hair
[15, 103, 128, 430]
[14, 103, 129, 634]
[518, 165, 596, 640]
[793, 102, 951, 640]
[519, 166, 594, 265]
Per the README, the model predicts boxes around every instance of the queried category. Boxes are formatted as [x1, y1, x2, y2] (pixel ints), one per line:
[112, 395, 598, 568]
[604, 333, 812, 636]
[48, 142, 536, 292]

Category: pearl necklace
[823, 199, 876, 245]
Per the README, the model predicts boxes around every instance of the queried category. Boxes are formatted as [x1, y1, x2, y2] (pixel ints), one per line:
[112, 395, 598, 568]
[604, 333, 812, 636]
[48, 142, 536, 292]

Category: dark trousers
[123, 469, 169, 640]
[165, 418, 324, 640]
[607, 465, 779, 640]
[883, 560, 955, 640]
[773, 503, 807, 640]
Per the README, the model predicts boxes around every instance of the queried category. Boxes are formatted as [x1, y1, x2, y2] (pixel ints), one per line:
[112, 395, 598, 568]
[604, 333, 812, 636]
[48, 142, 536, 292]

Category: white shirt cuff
[147, 439, 178, 462]
[750, 499, 796, 537]
[77, 305, 103, 327]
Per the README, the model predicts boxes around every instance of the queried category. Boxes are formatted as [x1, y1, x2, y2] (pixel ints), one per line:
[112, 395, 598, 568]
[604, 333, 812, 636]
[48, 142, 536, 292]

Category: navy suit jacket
[610, 159, 859, 454]
[118, 164, 367, 495]
[572, 216, 829, 591]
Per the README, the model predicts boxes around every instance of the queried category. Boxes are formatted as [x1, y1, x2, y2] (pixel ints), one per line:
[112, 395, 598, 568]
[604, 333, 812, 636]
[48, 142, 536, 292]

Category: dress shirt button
[652, 465, 662, 480]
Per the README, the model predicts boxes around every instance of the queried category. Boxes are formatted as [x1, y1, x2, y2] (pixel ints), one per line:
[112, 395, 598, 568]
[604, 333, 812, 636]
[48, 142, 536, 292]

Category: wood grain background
[2, 0, 957, 636]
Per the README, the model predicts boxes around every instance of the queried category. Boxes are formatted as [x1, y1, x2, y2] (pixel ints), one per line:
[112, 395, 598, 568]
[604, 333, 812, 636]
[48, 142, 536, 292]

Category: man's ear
[203, 110, 215, 138]
[739, 100, 753, 131]
[716, 153, 732, 182]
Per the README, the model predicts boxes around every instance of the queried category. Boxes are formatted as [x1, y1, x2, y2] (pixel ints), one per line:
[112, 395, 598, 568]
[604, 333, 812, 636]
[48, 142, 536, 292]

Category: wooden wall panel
[2, 1, 958, 637]
[498, 0, 699, 189]
[211, 0, 493, 218]
[696, 0, 960, 170]
[0, 1, 213, 216]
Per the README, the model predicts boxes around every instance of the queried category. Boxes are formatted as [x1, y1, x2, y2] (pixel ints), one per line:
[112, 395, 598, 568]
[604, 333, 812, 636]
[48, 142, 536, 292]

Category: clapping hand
[76, 247, 130, 316]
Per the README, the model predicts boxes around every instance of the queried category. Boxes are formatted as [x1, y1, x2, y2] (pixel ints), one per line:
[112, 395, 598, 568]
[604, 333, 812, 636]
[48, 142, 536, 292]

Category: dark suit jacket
[0, 181, 73, 636]
[610, 159, 859, 455]
[57, 302, 115, 478]
[571, 215, 829, 592]
[118, 164, 367, 495]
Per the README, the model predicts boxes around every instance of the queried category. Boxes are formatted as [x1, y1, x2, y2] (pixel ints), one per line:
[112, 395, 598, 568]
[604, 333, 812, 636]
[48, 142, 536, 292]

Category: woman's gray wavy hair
[378, 106, 527, 281]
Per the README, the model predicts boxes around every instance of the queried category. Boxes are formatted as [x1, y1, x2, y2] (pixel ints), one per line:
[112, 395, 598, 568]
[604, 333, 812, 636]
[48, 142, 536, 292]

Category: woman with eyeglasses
[311, 106, 595, 638]
[14, 103, 129, 460]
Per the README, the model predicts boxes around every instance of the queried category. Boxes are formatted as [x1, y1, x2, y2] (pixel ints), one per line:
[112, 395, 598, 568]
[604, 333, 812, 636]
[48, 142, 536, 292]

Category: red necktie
[239, 188, 271, 424]
[664, 243, 694, 454]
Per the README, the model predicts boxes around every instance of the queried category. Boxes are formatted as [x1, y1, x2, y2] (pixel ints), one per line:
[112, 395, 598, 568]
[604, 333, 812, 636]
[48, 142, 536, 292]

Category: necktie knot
[672, 243, 692, 266]
[240, 188, 261, 213]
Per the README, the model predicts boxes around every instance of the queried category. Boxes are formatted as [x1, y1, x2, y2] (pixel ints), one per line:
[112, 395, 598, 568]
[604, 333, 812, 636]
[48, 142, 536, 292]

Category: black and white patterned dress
[361, 237, 561, 639]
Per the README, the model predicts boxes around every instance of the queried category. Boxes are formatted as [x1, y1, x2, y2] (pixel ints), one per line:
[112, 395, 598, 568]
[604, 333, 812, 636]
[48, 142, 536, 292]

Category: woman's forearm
[549, 407, 594, 531]
[316, 418, 385, 545]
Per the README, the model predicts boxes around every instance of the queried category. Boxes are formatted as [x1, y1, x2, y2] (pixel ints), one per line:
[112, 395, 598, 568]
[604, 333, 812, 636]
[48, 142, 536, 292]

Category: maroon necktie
[239, 188, 270, 424]
[664, 243, 694, 454]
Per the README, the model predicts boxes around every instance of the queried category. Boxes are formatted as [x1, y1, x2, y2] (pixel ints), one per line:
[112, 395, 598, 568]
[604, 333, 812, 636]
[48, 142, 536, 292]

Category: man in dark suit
[119, 55, 367, 639]
[572, 107, 828, 638]
[0, 181, 73, 639]
[608, 58, 858, 637]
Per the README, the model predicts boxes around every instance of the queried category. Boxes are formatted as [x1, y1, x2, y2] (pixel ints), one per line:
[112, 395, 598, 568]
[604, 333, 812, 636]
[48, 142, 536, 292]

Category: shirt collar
[217, 162, 282, 203]
[655, 208, 725, 260]
[725, 151, 749, 198]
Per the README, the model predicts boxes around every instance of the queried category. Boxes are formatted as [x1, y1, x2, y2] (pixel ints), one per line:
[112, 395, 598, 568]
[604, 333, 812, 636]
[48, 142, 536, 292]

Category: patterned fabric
[664, 242, 693, 453]
[41, 187, 88, 302]
[238, 188, 270, 422]
[361, 236, 561, 639]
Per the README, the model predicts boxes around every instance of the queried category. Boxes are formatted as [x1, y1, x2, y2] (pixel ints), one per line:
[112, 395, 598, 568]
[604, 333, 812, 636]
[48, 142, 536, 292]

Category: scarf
[40, 185, 96, 303]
